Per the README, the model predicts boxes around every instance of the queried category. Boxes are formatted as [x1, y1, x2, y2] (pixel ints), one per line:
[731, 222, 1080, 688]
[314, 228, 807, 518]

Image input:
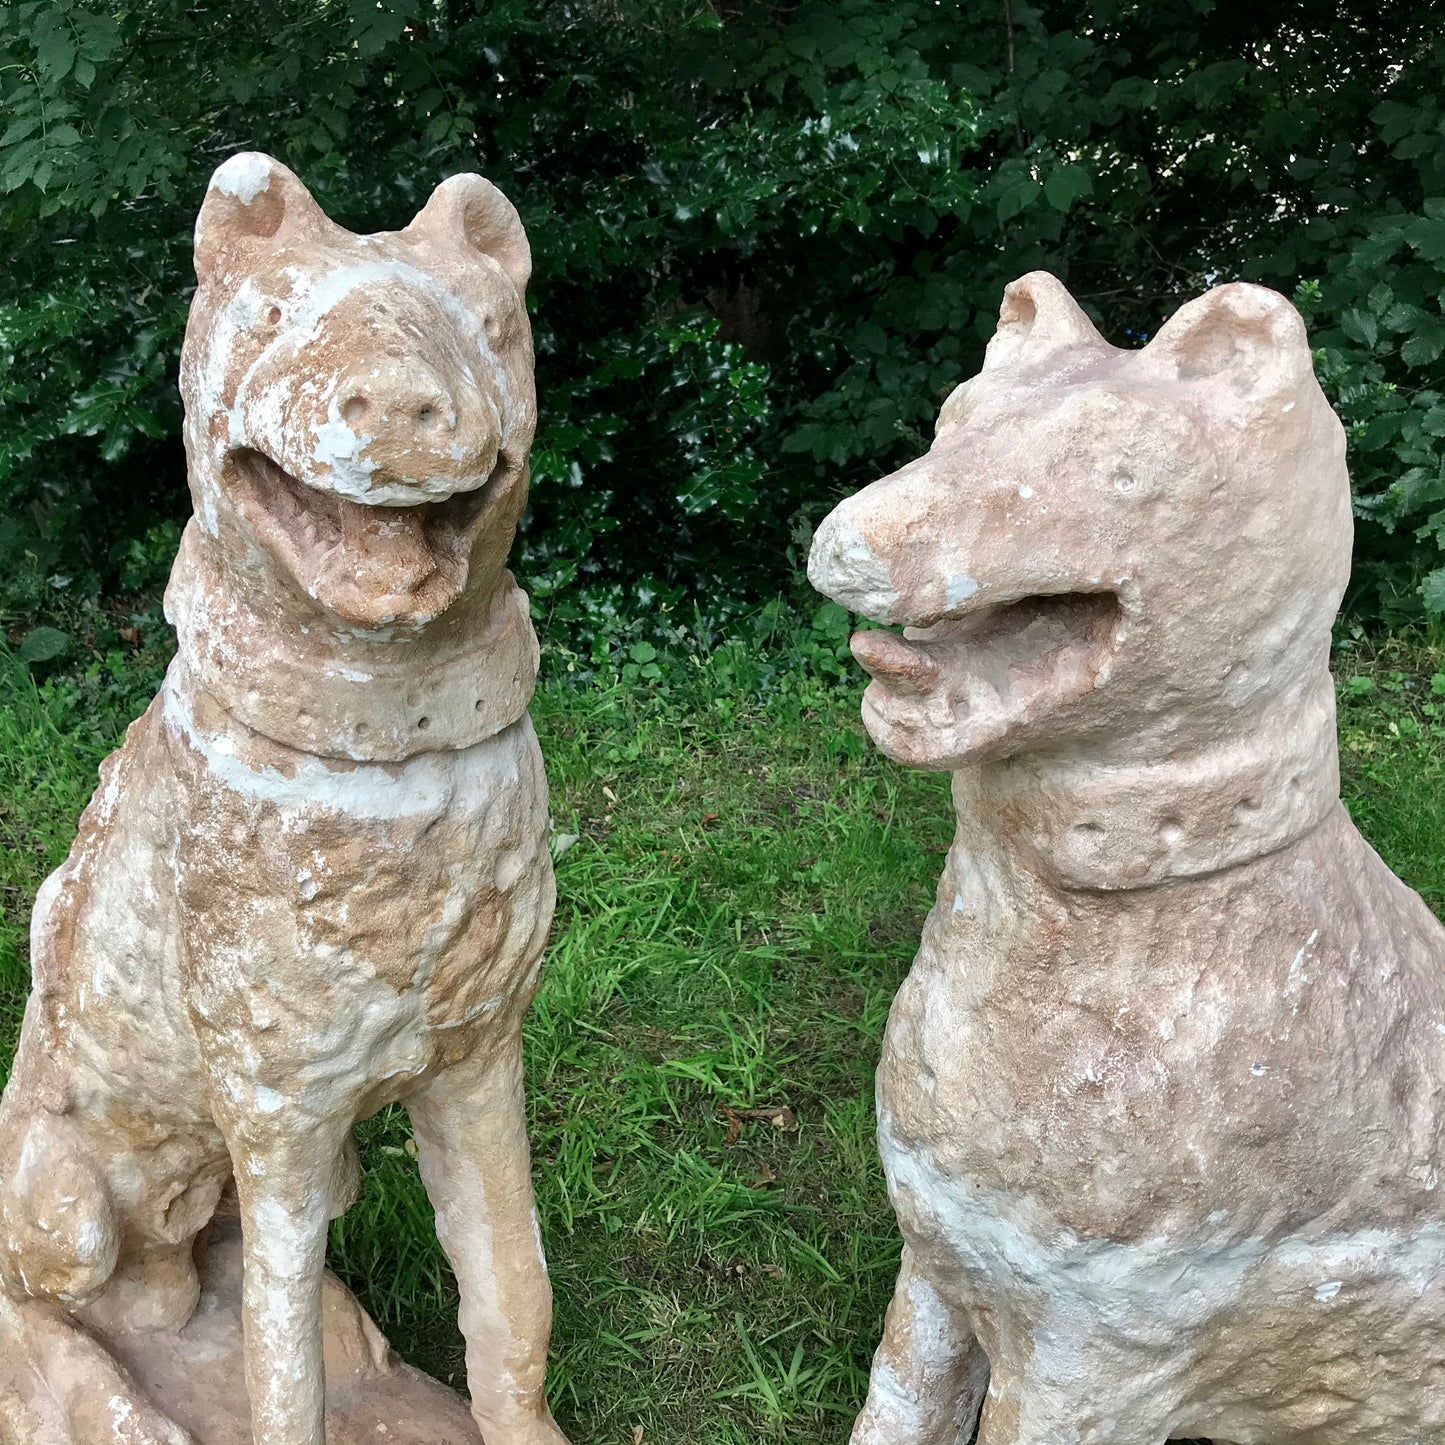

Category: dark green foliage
[1, 1, 1443, 628]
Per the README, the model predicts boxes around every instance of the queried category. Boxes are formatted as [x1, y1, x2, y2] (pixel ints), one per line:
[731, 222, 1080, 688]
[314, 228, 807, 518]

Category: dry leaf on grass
[716, 1103, 798, 1145]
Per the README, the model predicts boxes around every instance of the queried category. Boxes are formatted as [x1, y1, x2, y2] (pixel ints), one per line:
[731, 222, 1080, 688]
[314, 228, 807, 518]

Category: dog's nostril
[342, 396, 369, 426]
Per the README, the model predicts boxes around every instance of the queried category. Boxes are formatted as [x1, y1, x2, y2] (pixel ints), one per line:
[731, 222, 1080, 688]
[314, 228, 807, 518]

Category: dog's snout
[324, 353, 500, 506]
[337, 360, 457, 440]
[808, 507, 902, 622]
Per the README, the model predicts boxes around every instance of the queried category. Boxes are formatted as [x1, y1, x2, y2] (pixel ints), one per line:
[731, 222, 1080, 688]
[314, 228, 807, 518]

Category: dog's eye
[266, 305, 282, 326]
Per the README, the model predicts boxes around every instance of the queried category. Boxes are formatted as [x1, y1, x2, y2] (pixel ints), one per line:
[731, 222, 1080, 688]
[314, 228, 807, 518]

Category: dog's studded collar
[972, 680, 1341, 891]
[164, 530, 538, 761]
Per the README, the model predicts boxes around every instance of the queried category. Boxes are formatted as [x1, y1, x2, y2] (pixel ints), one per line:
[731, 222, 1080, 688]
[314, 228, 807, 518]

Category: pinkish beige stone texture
[809, 273, 1445, 1444]
[0, 153, 566, 1445]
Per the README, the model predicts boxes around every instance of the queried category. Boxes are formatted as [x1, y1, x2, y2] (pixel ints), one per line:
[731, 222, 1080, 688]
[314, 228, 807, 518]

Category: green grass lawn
[1, 621, 1443, 1442]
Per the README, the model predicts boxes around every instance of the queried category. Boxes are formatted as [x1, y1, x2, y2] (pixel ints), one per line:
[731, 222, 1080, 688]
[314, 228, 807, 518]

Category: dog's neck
[959, 675, 1341, 892]
[163, 521, 538, 761]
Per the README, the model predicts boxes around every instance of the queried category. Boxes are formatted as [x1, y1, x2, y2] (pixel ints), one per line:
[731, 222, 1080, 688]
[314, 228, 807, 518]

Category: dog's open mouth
[849, 591, 1122, 763]
[227, 447, 520, 627]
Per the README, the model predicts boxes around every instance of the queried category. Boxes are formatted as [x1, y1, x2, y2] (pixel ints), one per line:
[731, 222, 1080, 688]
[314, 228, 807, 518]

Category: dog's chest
[879, 817, 1445, 1238]
[162, 688, 552, 1058]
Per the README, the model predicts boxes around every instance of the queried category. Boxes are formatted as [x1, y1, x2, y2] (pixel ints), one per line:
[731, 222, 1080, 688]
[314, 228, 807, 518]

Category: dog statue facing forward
[810, 274, 1445, 1444]
[0, 155, 567, 1445]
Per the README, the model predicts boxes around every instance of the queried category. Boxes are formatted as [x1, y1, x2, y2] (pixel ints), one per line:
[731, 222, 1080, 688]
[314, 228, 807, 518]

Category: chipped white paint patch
[1017, 483, 1034, 499]
[808, 518, 899, 618]
[312, 408, 378, 499]
[1285, 928, 1320, 1013]
[906, 1267, 955, 1351]
[945, 574, 980, 609]
[107, 1394, 135, 1432]
[431, 993, 505, 1031]
[212, 152, 274, 204]
[75, 1219, 103, 1262]
[163, 687, 455, 822]
[250, 1193, 329, 1280]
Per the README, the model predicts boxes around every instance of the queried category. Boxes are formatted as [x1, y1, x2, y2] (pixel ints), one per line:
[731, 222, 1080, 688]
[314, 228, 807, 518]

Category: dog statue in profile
[810, 273, 1445, 1445]
[0, 154, 568, 1445]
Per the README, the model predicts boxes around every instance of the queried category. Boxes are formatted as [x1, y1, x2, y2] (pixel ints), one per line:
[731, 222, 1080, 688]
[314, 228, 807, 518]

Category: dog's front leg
[852, 1245, 989, 1445]
[222, 1109, 351, 1445]
[408, 1045, 569, 1445]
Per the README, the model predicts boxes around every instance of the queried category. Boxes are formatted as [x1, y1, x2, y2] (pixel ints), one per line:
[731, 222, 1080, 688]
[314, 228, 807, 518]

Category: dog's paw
[474, 1409, 571, 1445]
[3, 1292, 199, 1445]
[74, 1396, 198, 1445]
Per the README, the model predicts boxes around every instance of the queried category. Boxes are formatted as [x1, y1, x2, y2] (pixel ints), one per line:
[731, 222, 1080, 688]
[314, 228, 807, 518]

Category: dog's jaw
[808, 490, 1133, 768]
[163, 518, 540, 763]
[847, 591, 1126, 770]
[225, 444, 525, 631]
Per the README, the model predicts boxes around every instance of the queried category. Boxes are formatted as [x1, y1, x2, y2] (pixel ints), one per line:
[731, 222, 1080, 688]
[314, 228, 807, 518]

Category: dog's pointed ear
[982, 271, 1108, 373]
[194, 153, 333, 286]
[405, 174, 531, 298]
[1137, 283, 1311, 402]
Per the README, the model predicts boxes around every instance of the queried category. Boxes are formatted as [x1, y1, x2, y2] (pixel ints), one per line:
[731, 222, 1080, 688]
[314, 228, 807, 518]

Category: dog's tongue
[296, 499, 440, 623]
[340, 505, 437, 591]
[851, 628, 939, 695]
[312, 501, 429, 582]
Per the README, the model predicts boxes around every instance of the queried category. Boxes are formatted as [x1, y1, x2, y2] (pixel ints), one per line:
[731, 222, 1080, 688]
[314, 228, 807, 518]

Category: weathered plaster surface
[0, 153, 567, 1445]
[810, 273, 1445, 1444]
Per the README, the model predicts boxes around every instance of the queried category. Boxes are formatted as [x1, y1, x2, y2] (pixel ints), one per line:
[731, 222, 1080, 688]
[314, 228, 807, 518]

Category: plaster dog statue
[0, 154, 568, 1445]
[809, 273, 1445, 1445]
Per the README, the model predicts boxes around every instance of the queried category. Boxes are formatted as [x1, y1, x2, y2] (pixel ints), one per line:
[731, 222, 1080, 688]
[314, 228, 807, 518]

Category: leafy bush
[0, 0, 1442, 631]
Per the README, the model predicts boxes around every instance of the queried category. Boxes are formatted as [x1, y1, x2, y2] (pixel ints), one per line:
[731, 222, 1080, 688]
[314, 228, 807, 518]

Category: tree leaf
[1421, 567, 1445, 614]
[1340, 308, 1379, 350]
[18, 626, 70, 663]
[1402, 331, 1445, 368]
[34, 28, 76, 84]
[1043, 163, 1092, 213]
[994, 172, 1041, 224]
